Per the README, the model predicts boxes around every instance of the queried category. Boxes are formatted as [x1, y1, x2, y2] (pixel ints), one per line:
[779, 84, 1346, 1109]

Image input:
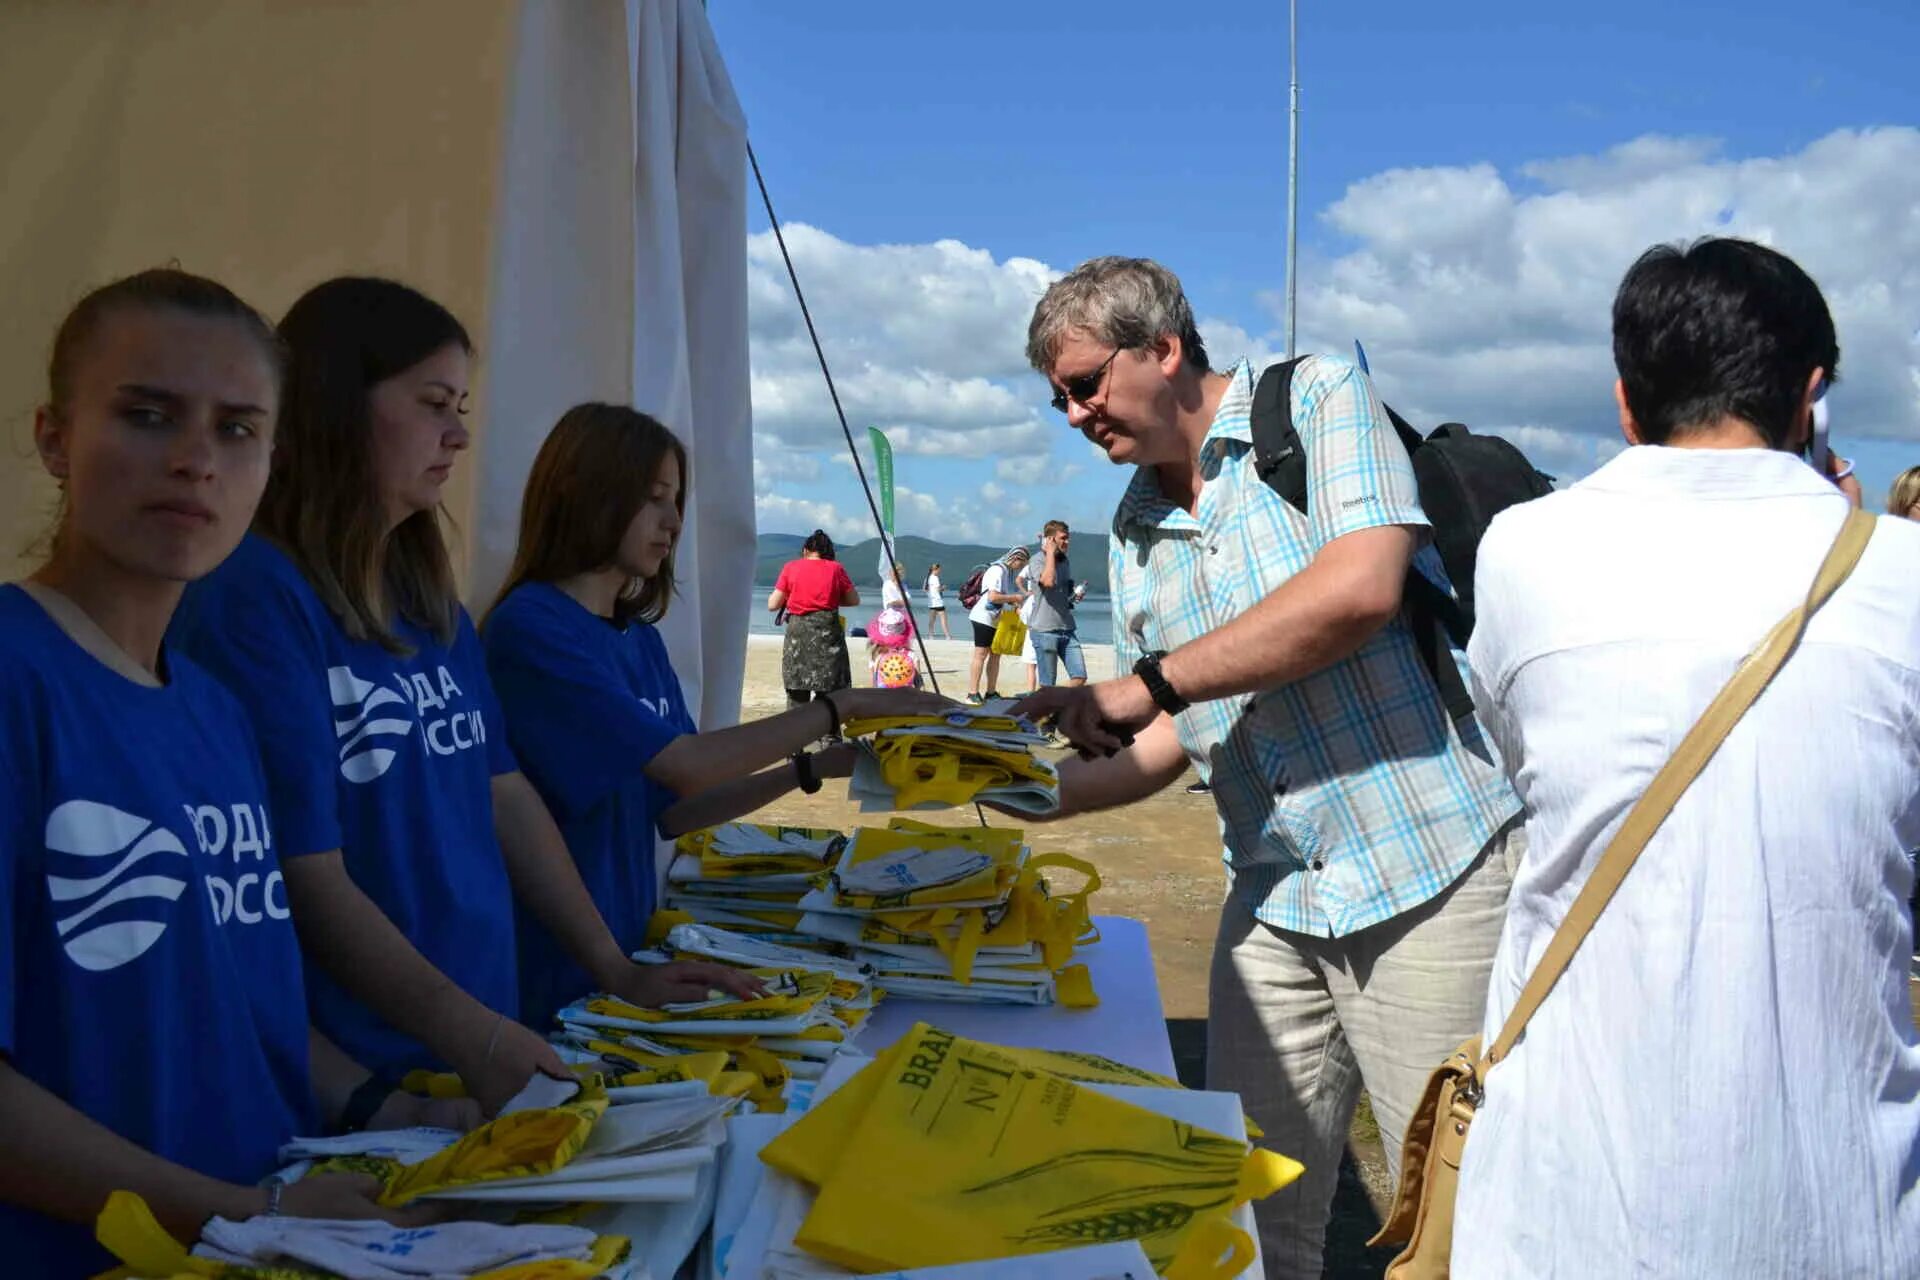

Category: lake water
[747, 586, 1115, 647]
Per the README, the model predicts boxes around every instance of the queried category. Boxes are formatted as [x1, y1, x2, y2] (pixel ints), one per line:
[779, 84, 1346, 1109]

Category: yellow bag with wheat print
[769, 1024, 1300, 1275]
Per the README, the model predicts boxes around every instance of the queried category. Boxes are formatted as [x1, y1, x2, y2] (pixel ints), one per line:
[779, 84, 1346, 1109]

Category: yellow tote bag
[93, 1191, 631, 1280]
[989, 607, 1027, 656]
[764, 1024, 1301, 1276]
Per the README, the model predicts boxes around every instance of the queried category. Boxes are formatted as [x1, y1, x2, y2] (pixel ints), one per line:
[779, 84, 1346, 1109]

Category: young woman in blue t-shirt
[483, 404, 951, 1022]
[172, 279, 753, 1116]
[0, 271, 447, 1274]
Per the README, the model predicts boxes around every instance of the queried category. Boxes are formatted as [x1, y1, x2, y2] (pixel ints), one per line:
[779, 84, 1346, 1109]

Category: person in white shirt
[880, 562, 908, 611]
[1455, 236, 1920, 1277]
[965, 547, 1029, 703]
[922, 563, 953, 639]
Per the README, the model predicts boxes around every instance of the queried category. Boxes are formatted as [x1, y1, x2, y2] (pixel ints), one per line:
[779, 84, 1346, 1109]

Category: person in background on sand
[965, 545, 1029, 704]
[484, 404, 949, 1027]
[1890, 464, 1920, 520]
[768, 530, 857, 709]
[924, 562, 953, 639]
[1016, 567, 1040, 693]
[1025, 519, 1089, 691]
[880, 560, 908, 611]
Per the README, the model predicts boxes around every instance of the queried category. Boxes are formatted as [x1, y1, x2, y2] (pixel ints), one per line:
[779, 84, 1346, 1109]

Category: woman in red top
[768, 529, 858, 708]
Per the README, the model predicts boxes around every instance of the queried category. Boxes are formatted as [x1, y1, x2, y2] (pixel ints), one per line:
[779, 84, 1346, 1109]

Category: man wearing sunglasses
[1012, 255, 1523, 1276]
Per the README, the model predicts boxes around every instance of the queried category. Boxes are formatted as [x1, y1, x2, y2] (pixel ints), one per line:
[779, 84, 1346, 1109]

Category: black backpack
[955, 564, 991, 611]
[1248, 357, 1555, 717]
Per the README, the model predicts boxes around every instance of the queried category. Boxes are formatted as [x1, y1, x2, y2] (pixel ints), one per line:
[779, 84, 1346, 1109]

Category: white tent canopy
[0, 0, 754, 727]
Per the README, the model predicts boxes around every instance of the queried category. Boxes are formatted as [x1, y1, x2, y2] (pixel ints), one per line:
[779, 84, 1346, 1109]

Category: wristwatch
[1132, 652, 1190, 716]
[791, 751, 822, 795]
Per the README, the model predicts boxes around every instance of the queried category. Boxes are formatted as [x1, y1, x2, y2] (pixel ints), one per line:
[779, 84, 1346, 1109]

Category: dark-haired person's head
[491, 403, 687, 627]
[262, 276, 473, 651]
[1611, 238, 1838, 452]
[34, 268, 284, 585]
[802, 530, 836, 560]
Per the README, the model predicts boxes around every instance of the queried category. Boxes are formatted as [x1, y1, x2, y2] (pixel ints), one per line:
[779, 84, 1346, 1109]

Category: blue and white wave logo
[330, 665, 414, 784]
[45, 800, 191, 972]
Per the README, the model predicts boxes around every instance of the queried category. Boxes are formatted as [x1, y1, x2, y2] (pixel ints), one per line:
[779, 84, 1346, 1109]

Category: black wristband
[819, 693, 842, 741]
[1133, 652, 1190, 716]
[792, 751, 821, 795]
[337, 1071, 397, 1134]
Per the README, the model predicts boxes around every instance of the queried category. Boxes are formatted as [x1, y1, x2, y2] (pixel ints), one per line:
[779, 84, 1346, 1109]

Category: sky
[708, 0, 1920, 551]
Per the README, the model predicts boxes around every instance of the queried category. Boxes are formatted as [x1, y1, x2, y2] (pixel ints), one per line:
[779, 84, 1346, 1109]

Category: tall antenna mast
[1285, 0, 1300, 358]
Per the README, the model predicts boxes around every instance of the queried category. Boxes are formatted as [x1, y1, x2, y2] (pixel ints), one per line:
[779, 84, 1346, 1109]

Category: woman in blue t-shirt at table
[0, 270, 446, 1274]
[171, 278, 754, 1116]
[482, 403, 952, 1024]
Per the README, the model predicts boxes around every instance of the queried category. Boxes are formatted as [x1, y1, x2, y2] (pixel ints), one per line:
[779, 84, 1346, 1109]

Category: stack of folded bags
[553, 943, 881, 1101]
[793, 819, 1102, 1007]
[104, 1071, 743, 1280]
[711, 1022, 1302, 1280]
[841, 705, 1059, 816]
[662, 822, 848, 941]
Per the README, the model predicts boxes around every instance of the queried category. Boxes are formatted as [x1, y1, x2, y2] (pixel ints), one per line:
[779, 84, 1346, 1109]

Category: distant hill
[756, 531, 1111, 596]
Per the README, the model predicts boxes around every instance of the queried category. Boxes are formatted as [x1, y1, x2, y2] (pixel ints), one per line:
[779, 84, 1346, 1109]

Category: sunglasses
[1049, 347, 1124, 414]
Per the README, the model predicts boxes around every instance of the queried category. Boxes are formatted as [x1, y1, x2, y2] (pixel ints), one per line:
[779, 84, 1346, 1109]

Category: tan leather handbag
[1368, 507, 1878, 1278]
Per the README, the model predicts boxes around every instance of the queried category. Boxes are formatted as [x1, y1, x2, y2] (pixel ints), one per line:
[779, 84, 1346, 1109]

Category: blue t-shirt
[172, 534, 520, 1075]
[482, 583, 694, 1027]
[0, 586, 311, 1276]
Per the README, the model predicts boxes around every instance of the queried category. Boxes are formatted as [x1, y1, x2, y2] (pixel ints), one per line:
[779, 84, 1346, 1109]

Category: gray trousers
[1206, 822, 1524, 1278]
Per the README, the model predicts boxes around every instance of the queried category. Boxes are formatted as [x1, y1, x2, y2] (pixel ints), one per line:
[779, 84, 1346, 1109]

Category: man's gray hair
[1025, 256, 1212, 375]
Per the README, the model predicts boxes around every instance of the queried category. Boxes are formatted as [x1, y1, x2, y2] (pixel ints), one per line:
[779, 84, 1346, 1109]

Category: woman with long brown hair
[484, 404, 950, 1024]
[172, 279, 751, 1115]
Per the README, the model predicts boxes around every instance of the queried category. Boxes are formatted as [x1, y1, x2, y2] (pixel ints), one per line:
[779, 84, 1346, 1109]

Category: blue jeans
[1030, 629, 1086, 686]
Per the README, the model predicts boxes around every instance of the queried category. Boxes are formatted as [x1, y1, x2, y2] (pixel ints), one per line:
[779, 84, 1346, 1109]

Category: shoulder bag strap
[1485, 507, 1877, 1067]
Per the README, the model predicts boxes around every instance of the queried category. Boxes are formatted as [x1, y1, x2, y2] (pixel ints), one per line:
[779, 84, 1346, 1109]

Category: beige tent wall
[0, 0, 754, 729]
[0, 0, 519, 583]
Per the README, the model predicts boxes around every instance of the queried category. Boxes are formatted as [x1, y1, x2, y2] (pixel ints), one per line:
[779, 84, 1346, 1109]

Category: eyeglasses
[1049, 347, 1123, 414]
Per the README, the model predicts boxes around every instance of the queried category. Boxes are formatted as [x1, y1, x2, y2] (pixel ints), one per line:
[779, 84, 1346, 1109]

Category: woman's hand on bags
[449, 1015, 572, 1117]
[366, 1089, 484, 1134]
[838, 687, 959, 720]
[273, 1171, 444, 1227]
[612, 959, 767, 1008]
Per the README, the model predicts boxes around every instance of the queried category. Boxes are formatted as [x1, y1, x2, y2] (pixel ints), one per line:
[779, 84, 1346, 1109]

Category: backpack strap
[1250, 355, 1473, 718]
[1249, 358, 1310, 511]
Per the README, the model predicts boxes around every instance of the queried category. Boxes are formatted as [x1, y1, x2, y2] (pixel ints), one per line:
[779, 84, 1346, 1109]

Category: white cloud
[1282, 127, 1920, 447]
[997, 456, 1085, 483]
[753, 492, 868, 545]
[752, 127, 1920, 546]
[749, 224, 1058, 458]
[752, 438, 821, 486]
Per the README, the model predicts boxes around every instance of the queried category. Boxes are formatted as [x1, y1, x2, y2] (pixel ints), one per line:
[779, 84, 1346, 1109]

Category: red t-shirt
[774, 558, 854, 615]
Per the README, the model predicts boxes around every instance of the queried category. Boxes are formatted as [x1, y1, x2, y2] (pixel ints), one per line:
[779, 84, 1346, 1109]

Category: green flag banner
[868, 426, 895, 533]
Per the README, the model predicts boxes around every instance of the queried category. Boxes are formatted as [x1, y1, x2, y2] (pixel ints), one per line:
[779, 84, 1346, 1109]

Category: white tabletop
[858, 915, 1176, 1078]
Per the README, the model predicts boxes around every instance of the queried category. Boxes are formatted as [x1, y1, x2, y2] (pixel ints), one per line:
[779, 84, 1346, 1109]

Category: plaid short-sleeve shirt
[1108, 356, 1520, 936]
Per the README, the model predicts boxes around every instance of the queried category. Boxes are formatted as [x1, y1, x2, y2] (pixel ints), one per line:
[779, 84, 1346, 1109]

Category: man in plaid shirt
[1016, 257, 1524, 1276]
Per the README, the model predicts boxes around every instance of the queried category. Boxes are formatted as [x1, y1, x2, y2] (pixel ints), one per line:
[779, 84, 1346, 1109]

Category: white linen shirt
[1455, 445, 1920, 1277]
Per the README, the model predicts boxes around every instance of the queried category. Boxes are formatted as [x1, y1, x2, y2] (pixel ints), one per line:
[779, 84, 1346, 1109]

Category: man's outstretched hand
[1015, 676, 1156, 757]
